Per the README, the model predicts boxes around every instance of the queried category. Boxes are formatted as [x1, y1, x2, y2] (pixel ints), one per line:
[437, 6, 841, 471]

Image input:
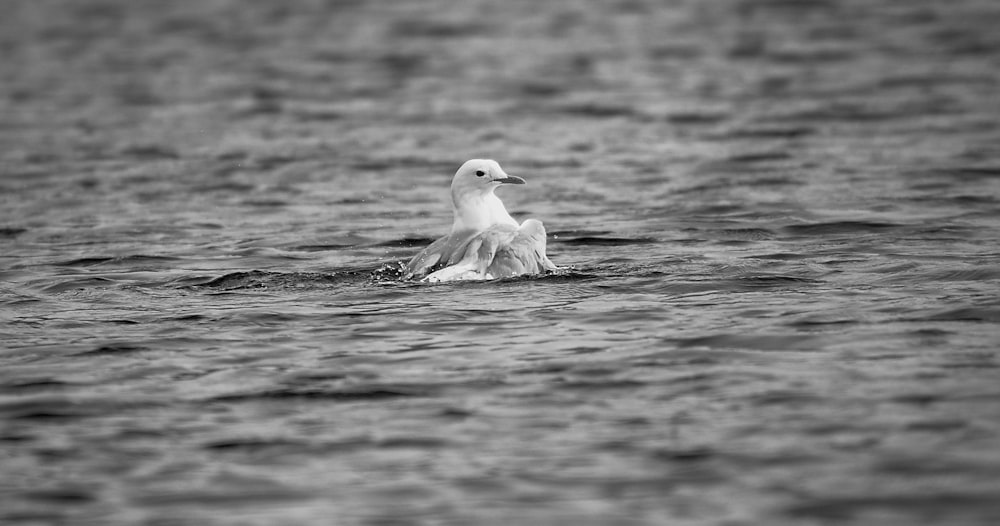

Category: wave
[783, 221, 906, 235]
[185, 270, 369, 291]
[53, 255, 180, 267]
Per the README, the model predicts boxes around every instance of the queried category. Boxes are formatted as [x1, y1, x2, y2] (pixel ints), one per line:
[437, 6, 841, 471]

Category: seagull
[405, 159, 557, 282]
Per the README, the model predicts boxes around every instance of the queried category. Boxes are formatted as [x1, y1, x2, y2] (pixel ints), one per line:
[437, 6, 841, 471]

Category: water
[2, 0, 1000, 524]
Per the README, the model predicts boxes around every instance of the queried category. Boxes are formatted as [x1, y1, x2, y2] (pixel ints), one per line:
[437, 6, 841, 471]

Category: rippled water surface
[3, 0, 1000, 524]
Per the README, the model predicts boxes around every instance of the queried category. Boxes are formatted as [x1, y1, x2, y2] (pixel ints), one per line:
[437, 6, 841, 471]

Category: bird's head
[451, 159, 525, 198]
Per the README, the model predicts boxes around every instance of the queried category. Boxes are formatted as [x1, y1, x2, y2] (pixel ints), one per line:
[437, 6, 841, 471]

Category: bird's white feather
[406, 160, 556, 282]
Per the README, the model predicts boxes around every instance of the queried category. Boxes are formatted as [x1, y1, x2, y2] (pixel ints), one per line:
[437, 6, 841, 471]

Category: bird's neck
[451, 189, 518, 233]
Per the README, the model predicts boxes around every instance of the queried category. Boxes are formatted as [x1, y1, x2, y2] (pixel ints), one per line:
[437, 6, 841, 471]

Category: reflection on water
[2, 0, 1000, 524]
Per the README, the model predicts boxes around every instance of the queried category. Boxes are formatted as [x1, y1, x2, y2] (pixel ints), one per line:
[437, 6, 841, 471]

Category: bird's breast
[451, 193, 518, 233]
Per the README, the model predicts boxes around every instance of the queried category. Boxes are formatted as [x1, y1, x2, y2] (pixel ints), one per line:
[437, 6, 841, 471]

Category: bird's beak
[495, 175, 526, 185]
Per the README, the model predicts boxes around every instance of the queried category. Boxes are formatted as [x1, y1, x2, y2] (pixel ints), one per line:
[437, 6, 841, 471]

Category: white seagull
[405, 159, 557, 282]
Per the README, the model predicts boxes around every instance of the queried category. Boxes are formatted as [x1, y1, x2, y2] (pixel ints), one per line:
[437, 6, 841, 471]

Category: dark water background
[3, 0, 1000, 524]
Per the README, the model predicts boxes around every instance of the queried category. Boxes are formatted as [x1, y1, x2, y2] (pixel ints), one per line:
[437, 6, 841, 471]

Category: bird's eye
[475, 170, 485, 177]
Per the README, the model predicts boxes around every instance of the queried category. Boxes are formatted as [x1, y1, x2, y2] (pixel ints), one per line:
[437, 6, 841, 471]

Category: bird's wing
[423, 225, 517, 282]
[486, 219, 557, 277]
[423, 220, 555, 282]
[405, 230, 480, 279]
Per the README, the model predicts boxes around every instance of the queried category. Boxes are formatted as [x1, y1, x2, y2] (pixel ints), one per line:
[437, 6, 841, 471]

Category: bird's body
[405, 159, 557, 282]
